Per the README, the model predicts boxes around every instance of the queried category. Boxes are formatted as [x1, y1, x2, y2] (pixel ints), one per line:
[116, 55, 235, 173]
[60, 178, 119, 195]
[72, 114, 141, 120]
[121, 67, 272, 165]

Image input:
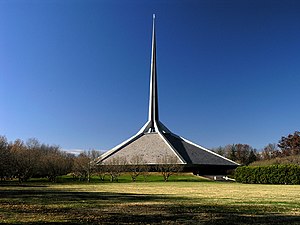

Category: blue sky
[1, 0, 300, 152]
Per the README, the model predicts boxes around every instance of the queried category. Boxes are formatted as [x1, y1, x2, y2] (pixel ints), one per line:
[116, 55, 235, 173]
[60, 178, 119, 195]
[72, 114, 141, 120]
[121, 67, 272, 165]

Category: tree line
[1, 131, 299, 182]
[0, 136, 74, 182]
[0, 136, 108, 182]
[212, 131, 300, 165]
[0, 136, 182, 182]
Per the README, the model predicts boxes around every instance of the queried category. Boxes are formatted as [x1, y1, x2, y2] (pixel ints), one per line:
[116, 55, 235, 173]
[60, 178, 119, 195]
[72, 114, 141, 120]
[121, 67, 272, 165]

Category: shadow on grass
[0, 189, 175, 204]
[0, 184, 48, 188]
[0, 189, 300, 224]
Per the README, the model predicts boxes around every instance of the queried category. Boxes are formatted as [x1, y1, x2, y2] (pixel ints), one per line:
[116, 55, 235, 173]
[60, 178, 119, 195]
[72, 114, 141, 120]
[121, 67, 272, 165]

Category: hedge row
[235, 164, 300, 184]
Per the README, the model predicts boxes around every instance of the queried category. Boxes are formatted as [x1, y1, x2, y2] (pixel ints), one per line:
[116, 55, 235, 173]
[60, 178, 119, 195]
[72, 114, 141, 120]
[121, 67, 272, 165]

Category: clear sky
[1, 0, 300, 153]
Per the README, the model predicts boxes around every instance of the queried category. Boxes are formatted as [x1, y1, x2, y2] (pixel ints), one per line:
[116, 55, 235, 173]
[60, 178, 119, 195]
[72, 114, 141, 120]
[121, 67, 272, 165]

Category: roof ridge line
[157, 130, 186, 164]
[179, 136, 240, 166]
[96, 132, 143, 163]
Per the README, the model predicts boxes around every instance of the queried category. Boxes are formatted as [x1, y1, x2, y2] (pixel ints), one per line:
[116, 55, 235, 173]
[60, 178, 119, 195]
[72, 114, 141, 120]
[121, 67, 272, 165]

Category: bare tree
[224, 144, 237, 162]
[73, 152, 91, 181]
[40, 146, 74, 182]
[261, 143, 280, 160]
[10, 139, 39, 182]
[278, 131, 300, 156]
[128, 155, 147, 182]
[95, 163, 109, 181]
[87, 149, 102, 161]
[86, 149, 102, 181]
[94, 152, 109, 182]
[140, 165, 151, 182]
[105, 156, 127, 182]
[72, 150, 102, 182]
[26, 138, 42, 177]
[0, 137, 74, 182]
[217, 144, 258, 165]
[0, 136, 11, 180]
[235, 144, 258, 165]
[156, 154, 183, 182]
[212, 146, 225, 157]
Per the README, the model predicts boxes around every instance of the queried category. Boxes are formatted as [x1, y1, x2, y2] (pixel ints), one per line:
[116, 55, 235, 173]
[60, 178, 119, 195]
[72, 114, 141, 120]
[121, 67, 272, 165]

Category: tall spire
[148, 14, 159, 132]
[96, 14, 240, 172]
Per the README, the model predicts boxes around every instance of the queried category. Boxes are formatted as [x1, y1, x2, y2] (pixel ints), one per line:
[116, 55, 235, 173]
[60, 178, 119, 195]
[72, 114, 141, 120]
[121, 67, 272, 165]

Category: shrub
[235, 164, 300, 184]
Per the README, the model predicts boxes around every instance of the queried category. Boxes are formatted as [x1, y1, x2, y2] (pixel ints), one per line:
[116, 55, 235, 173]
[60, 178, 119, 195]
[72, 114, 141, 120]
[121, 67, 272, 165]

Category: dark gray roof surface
[163, 133, 237, 166]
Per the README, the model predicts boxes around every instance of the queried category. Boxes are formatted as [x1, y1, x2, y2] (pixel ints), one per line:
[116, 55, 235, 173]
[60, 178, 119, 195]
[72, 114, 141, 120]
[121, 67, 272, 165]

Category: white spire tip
[153, 14, 156, 19]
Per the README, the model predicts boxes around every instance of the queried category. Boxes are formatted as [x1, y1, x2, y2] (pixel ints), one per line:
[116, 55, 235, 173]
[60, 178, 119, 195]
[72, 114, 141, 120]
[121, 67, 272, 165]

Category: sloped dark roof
[163, 133, 237, 166]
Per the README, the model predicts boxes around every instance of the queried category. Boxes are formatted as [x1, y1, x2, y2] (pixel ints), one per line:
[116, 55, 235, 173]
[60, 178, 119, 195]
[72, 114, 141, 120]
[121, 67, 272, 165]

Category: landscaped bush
[235, 164, 300, 184]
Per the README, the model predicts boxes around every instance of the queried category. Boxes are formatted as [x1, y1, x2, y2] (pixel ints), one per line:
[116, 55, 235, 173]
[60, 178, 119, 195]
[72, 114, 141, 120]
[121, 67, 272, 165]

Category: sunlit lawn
[1, 174, 300, 224]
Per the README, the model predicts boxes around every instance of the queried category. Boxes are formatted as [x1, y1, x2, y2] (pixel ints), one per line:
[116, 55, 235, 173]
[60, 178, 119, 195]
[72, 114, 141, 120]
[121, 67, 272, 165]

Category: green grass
[32, 173, 210, 183]
[1, 174, 300, 224]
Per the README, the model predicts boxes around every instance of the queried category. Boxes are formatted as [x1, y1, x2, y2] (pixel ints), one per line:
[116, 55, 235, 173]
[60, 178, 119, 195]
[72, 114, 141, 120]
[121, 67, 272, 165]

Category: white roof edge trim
[157, 131, 186, 164]
[180, 136, 240, 166]
[137, 121, 151, 134]
[96, 132, 143, 164]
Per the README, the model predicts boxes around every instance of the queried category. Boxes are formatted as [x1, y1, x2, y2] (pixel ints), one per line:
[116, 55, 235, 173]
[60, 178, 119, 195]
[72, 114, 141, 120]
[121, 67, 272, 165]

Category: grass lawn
[0, 174, 300, 224]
